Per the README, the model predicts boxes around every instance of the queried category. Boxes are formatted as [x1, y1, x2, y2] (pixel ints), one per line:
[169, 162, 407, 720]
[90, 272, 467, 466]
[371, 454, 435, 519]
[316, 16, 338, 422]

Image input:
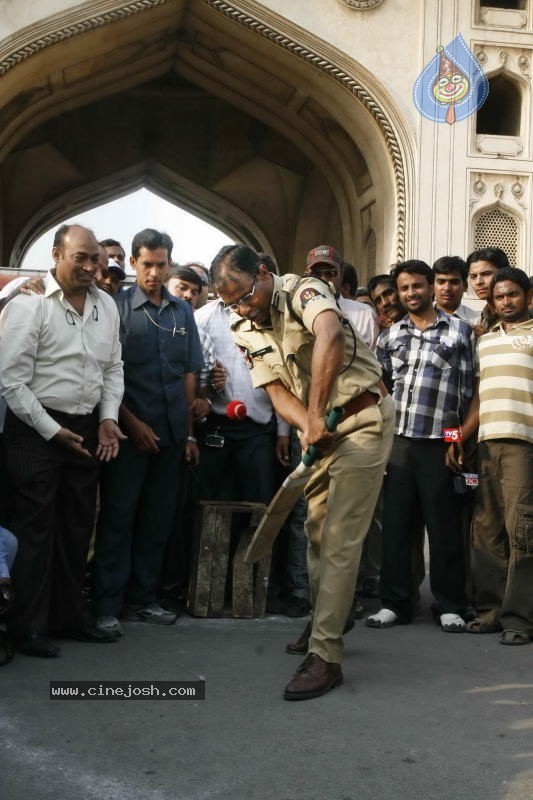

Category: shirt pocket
[389, 340, 414, 373]
[430, 342, 455, 371]
[88, 338, 113, 364]
[166, 334, 189, 375]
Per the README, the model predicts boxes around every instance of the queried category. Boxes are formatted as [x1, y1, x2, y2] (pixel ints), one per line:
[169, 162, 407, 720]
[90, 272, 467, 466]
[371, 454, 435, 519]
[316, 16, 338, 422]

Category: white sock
[368, 608, 398, 625]
[440, 613, 465, 629]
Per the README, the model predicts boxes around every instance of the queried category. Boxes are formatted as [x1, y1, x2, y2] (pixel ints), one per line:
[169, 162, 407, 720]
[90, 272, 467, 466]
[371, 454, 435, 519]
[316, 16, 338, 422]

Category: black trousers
[380, 435, 467, 622]
[5, 408, 100, 639]
[91, 438, 184, 617]
[195, 414, 277, 505]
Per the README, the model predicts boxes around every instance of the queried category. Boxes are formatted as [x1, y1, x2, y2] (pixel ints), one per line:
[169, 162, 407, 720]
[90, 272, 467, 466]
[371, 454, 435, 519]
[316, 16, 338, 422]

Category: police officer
[211, 244, 395, 701]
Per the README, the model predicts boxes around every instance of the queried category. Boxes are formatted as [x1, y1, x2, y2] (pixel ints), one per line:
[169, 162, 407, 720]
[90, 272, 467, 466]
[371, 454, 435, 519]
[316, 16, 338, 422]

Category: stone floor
[1, 594, 532, 800]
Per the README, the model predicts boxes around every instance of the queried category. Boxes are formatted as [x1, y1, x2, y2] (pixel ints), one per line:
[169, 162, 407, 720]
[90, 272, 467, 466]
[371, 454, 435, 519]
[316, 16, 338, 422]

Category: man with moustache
[368, 273, 405, 332]
[432, 256, 479, 324]
[91, 229, 204, 637]
[466, 247, 509, 331]
[211, 243, 395, 701]
[165, 265, 203, 308]
[366, 261, 476, 632]
[448, 268, 533, 644]
[0, 224, 125, 656]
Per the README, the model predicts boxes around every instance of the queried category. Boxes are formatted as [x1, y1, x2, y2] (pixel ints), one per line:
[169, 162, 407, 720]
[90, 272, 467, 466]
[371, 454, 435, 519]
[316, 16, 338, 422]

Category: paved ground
[1, 593, 532, 800]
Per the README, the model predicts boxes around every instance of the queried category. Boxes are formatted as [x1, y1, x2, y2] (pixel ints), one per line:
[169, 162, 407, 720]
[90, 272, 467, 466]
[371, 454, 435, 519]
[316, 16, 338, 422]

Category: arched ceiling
[0, 0, 413, 275]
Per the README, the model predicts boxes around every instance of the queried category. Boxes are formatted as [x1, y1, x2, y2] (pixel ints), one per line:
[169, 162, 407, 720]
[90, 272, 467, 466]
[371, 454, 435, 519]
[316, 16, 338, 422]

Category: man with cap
[304, 250, 379, 350]
[99, 239, 127, 295]
[210, 243, 395, 701]
[100, 238, 127, 270]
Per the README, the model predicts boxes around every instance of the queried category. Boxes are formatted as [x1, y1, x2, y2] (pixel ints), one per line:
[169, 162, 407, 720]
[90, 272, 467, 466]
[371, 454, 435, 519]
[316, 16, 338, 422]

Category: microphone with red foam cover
[226, 400, 247, 421]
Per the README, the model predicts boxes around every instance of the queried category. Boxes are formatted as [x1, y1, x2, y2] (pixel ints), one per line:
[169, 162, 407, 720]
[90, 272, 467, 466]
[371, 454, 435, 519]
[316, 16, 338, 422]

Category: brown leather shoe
[286, 618, 355, 655]
[283, 653, 343, 701]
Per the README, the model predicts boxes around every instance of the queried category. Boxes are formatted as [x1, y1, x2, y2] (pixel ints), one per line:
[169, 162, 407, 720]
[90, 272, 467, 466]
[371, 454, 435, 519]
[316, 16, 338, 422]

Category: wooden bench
[187, 501, 270, 618]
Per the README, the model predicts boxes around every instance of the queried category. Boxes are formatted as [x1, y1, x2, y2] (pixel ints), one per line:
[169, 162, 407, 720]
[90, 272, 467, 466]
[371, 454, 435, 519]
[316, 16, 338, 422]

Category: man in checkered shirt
[366, 260, 476, 633]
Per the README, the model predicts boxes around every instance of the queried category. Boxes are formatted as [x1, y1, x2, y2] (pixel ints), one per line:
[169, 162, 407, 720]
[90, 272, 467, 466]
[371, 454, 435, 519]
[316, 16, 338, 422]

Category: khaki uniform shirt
[230, 273, 382, 412]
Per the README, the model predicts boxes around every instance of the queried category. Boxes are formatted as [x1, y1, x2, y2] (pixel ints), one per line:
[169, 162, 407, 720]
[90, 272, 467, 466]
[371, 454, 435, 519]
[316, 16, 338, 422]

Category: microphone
[443, 411, 461, 451]
[226, 400, 247, 421]
[443, 411, 477, 494]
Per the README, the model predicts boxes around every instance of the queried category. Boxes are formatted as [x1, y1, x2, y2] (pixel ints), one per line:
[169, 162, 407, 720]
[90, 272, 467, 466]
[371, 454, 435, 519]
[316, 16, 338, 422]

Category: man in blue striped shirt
[366, 260, 476, 632]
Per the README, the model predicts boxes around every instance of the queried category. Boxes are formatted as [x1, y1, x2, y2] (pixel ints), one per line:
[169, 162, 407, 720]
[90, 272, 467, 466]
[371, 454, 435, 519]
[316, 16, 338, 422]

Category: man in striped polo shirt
[450, 267, 533, 644]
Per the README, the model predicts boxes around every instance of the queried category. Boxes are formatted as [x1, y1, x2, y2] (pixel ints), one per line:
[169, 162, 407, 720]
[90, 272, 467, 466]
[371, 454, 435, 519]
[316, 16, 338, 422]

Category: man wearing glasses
[0, 224, 125, 657]
[193, 250, 289, 513]
[211, 243, 395, 701]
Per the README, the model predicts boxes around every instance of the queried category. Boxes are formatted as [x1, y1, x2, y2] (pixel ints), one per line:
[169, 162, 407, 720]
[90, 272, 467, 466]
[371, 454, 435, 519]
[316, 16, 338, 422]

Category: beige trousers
[304, 394, 395, 663]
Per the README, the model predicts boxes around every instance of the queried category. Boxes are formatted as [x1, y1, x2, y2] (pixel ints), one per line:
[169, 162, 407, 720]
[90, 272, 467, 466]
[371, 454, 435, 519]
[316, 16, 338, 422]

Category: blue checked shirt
[377, 311, 476, 439]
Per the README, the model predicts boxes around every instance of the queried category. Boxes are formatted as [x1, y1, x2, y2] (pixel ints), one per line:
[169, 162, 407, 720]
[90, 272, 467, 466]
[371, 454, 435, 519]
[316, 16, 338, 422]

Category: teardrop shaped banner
[413, 34, 489, 124]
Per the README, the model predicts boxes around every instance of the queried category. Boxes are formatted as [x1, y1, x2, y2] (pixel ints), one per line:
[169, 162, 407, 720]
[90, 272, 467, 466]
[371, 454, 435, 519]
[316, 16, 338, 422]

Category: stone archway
[0, 0, 414, 277]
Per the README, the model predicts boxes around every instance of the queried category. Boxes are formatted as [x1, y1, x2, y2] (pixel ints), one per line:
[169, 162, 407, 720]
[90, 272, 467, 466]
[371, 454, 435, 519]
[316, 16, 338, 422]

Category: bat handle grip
[301, 406, 345, 467]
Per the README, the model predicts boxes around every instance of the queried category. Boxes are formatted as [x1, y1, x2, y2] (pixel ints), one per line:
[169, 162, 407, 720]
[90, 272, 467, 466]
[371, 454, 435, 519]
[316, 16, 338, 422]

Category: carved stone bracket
[511, 177, 527, 210]
[518, 52, 531, 82]
[473, 174, 486, 195]
[511, 178, 524, 200]
[470, 172, 529, 215]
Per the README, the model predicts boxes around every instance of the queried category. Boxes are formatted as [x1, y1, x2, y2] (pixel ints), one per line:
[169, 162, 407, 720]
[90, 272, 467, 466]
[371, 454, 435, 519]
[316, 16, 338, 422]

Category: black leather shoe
[267, 596, 312, 618]
[0, 630, 14, 666]
[0, 582, 13, 615]
[286, 618, 355, 655]
[284, 653, 343, 701]
[15, 634, 60, 658]
[71, 624, 119, 643]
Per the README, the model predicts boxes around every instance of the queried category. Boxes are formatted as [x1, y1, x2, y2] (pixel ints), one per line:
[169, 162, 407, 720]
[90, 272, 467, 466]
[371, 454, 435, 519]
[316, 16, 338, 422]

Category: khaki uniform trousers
[304, 394, 395, 663]
[472, 439, 533, 635]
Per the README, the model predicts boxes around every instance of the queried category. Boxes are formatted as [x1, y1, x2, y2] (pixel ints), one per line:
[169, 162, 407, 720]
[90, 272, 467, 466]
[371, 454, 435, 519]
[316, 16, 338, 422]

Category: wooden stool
[187, 501, 270, 618]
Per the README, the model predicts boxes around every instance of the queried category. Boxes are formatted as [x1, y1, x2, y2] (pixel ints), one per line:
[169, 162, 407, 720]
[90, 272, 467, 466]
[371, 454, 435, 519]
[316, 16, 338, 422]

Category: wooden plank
[232, 528, 254, 618]
[187, 502, 218, 617]
[253, 553, 271, 618]
[208, 508, 232, 616]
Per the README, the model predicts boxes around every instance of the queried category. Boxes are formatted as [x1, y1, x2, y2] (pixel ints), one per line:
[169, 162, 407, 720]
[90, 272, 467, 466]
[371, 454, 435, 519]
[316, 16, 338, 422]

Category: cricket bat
[244, 406, 345, 564]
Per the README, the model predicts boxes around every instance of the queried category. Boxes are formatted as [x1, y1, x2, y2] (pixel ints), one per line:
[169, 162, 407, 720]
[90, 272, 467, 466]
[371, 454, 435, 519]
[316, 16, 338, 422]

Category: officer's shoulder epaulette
[283, 275, 306, 326]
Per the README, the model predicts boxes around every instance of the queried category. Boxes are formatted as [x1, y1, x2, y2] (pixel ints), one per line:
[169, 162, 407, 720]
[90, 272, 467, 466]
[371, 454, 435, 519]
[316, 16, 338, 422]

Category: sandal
[466, 618, 500, 634]
[500, 629, 531, 646]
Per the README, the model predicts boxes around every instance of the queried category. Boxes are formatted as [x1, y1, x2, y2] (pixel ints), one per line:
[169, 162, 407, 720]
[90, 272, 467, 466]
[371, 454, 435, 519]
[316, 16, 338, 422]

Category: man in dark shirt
[91, 229, 204, 637]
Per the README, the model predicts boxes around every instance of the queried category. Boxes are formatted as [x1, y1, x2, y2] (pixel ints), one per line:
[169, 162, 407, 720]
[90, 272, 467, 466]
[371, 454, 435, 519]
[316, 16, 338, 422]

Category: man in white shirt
[0, 224, 125, 657]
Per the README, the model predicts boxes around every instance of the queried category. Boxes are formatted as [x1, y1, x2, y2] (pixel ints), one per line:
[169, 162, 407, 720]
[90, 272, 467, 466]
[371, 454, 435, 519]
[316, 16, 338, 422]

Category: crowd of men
[0, 227, 531, 703]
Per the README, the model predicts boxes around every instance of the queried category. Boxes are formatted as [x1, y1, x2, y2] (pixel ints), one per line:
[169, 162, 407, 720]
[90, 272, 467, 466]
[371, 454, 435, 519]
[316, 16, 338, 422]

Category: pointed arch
[0, 0, 414, 276]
